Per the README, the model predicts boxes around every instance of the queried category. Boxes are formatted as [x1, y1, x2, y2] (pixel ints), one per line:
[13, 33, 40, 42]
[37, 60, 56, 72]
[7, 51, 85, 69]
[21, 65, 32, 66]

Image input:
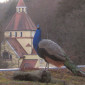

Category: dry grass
[0, 68, 85, 85]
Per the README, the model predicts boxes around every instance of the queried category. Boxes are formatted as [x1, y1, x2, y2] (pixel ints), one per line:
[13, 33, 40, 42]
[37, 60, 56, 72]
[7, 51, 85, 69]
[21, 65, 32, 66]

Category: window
[22, 8, 24, 12]
[15, 32, 17, 37]
[19, 8, 20, 12]
[3, 51, 9, 59]
[20, 32, 22, 37]
[2, 51, 12, 60]
[9, 32, 12, 37]
[9, 54, 12, 60]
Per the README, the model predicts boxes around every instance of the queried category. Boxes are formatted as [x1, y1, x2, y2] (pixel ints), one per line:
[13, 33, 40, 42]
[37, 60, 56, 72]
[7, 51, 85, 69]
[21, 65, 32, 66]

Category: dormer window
[19, 8, 20, 12]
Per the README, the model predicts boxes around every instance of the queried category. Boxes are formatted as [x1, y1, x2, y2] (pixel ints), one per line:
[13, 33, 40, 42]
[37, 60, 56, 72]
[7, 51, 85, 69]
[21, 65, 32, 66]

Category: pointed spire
[6, 0, 37, 31]
[16, 0, 27, 13]
[17, 0, 25, 7]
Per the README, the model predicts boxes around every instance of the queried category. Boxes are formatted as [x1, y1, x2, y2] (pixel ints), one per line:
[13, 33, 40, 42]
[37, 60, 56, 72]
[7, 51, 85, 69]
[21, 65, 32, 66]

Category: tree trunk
[13, 70, 66, 84]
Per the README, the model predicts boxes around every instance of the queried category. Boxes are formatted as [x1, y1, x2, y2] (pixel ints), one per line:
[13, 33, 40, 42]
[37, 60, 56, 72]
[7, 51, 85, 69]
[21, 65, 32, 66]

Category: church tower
[1, 0, 47, 69]
[16, 0, 27, 13]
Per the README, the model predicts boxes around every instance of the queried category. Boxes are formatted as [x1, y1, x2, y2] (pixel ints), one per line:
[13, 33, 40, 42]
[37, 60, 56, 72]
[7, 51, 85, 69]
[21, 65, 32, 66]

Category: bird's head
[37, 24, 40, 29]
[33, 24, 41, 53]
[36, 24, 41, 37]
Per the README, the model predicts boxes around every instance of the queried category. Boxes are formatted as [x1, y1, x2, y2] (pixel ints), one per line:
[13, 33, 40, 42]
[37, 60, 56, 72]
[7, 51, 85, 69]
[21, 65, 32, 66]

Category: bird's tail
[64, 56, 85, 77]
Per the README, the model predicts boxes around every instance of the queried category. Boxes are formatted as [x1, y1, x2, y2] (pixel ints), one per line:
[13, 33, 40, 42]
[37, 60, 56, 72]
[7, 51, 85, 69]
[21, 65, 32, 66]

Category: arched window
[9, 54, 12, 60]
[19, 8, 20, 12]
[2, 51, 12, 60]
[20, 32, 22, 37]
[15, 32, 17, 37]
[3, 51, 9, 59]
[9, 32, 12, 37]
[22, 8, 24, 12]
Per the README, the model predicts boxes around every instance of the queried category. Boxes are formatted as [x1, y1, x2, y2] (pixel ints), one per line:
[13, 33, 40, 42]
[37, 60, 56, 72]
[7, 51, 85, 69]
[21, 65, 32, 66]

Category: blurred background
[0, 0, 85, 65]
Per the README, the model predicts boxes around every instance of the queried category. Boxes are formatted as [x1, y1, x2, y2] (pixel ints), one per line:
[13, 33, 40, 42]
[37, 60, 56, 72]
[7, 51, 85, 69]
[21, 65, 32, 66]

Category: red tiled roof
[17, 0, 25, 7]
[7, 38, 28, 57]
[31, 48, 37, 55]
[20, 59, 38, 70]
[5, 12, 37, 31]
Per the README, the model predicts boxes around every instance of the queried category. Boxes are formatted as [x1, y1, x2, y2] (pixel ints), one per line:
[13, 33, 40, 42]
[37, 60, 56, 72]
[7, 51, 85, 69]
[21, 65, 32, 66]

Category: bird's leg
[47, 63, 49, 70]
[45, 62, 49, 71]
[41, 62, 51, 84]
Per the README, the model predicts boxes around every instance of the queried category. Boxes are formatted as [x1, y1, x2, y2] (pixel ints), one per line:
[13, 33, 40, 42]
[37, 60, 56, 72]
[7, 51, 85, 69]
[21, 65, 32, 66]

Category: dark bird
[33, 25, 85, 77]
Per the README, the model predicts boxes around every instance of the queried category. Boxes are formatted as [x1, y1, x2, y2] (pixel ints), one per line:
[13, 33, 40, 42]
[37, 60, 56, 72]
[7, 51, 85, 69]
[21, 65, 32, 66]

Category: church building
[1, 0, 55, 69]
